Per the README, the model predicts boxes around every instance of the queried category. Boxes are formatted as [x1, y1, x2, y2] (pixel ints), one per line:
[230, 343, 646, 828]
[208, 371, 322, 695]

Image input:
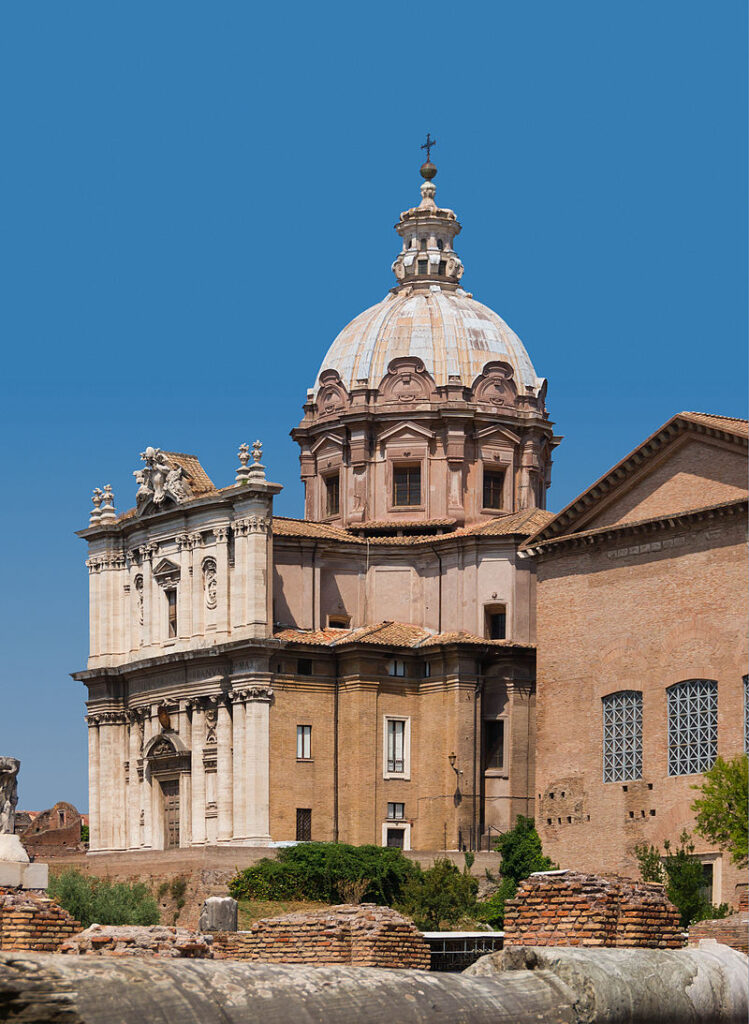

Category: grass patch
[237, 898, 328, 930]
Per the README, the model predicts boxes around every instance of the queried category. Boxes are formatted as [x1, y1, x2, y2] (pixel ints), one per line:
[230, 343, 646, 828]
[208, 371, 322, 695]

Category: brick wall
[0, 888, 80, 952]
[503, 872, 684, 948]
[213, 904, 430, 969]
[688, 911, 749, 953]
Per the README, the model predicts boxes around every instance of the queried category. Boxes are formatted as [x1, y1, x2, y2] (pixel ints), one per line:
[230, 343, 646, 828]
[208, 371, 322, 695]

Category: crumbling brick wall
[60, 924, 214, 958]
[503, 871, 684, 949]
[213, 904, 429, 969]
[0, 888, 80, 952]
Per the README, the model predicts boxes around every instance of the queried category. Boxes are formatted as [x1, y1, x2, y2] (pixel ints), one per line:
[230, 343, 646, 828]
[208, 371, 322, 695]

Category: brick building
[524, 412, 748, 904]
[73, 158, 557, 854]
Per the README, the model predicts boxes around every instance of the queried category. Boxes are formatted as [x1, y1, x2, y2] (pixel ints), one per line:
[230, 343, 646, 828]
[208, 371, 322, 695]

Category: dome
[314, 286, 543, 395]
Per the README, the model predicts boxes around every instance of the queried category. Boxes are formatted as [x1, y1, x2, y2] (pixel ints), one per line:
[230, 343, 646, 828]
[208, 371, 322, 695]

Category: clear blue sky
[1, 2, 745, 811]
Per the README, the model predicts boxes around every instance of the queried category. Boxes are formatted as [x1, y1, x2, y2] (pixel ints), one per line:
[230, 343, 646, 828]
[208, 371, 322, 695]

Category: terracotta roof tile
[274, 621, 534, 650]
[681, 412, 748, 436]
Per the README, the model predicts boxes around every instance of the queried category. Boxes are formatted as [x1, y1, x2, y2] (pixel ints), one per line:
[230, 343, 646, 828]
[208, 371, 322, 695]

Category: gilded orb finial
[420, 132, 437, 180]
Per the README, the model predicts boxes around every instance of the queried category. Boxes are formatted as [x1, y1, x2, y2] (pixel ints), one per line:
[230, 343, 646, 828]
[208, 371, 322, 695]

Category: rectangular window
[485, 604, 506, 640]
[388, 659, 406, 677]
[483, 469, 505, 510]
[387, 719, 406, 773]
[418, 259, 428, 274]
[297, 658, 313, 676]
[296, 808, 312, 842]
[166, 589, 177, 638]
[603, 690, 643, 782]
[297, 725, 312, 760]
[422, 661, 431, 678]
[483, 720, 505, 770]
[387, 802, 405, 820]
[325, 474, 340, 516]
[393, 464, 421, 506]
[437, 260, 445, 276]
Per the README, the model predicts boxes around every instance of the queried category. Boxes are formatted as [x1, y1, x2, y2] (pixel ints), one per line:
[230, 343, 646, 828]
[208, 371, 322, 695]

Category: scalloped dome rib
[314, 289, 541, 394]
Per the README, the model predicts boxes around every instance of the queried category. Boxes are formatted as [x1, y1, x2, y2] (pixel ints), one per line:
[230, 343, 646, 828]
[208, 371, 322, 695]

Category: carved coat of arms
[134, 447, 193, 514]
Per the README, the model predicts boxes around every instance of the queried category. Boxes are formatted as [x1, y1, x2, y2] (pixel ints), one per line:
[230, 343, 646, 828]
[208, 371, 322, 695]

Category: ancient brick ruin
[503, 871, 684, 948]
[213, 904, 430, 969]
[0, 888, 80, 952]
[61, 923, 214, 958]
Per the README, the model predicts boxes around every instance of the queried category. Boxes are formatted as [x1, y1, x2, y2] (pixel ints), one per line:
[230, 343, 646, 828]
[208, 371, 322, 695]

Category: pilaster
[216, 698, 233, 842]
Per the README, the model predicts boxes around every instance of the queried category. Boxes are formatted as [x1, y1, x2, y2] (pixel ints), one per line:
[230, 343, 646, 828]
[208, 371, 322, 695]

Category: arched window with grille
[602, 691, 642, 782]
[667, 679, 717, 776]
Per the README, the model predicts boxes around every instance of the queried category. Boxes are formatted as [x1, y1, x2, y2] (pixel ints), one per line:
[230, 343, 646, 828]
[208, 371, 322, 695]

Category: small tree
[396, 858, 479, 930]
[480, 816, 556, 928]
[634, 832, 731, 927]
[691, 754, 748, 868]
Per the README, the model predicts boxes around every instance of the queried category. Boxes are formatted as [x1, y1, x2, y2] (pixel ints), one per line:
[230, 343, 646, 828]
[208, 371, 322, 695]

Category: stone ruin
[0, 758, 48, 890]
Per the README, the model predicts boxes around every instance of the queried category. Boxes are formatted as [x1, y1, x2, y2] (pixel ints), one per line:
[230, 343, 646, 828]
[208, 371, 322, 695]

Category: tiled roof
[681, 412, 748, 437]
[347, 518, 457, 533]
[272, 508, 551, 547]
[163, 451, 216, 496]
[274, 621, 533, 650]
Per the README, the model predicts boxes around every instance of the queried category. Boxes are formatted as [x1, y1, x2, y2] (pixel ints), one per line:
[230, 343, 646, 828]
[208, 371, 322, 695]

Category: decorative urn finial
[99, 484, 116, 523]
[90, 487, 104, 525]
[236, 442, 251, 484]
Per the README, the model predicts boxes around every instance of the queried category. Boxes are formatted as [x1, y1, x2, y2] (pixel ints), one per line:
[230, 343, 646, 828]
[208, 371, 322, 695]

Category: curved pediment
[144, 731, 189, 759]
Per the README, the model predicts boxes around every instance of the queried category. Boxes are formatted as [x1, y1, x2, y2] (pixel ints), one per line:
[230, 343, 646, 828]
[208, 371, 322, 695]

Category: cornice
[522, 497, 747, 559]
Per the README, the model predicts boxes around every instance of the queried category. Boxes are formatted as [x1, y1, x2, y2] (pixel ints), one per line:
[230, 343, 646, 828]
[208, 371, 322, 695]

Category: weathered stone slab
[199, 896, 237, 933]
[0, 834, 29, 865]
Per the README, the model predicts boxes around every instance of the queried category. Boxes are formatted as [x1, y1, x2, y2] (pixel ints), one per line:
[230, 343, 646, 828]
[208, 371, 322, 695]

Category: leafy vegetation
[229, 843, 420, 905]
[480, 816, 556, 927]
[635, 831, 732, 927]
[692, 755, 748, 868]
[80, 824, 89, 844]
[49, 869, 160, 928]
[396, 858, 478, 930]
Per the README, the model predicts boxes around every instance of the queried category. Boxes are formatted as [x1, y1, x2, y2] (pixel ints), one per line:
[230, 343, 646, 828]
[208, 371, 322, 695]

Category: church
[74, 154, 558, 854]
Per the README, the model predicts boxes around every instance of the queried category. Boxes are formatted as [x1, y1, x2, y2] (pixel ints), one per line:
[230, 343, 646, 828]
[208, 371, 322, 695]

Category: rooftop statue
[135, 447, 193, 514]
[0, 757, 20, 834]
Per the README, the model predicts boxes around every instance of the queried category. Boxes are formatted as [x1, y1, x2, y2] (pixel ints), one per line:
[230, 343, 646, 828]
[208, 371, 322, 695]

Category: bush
[228, 843, 420, 905]
[479, 816, 556, 927]
[48, 870, 160, 928]
[635, 831, 730, 927]
[692, 755, 749, 868]
[396, 858, 479, 930]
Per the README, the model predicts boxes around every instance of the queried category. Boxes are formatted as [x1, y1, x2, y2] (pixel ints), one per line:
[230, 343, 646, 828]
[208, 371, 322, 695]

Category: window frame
[484, 603, 507, 641]
[482, 466, 506, 511]
[324, 472, 340, 517]
[387, 801, 405, 820]
[296, 808, 312, 842]
[381, 821, 411, 850]
[483, 719, 506, 773]
[391, 462, 422, 508]
[383, 715, 411, 779]
[296, 724, 312, 761]
[602, 690, 643, 783]
[166, 588, 178, 638]
[667, 679, 718, 776]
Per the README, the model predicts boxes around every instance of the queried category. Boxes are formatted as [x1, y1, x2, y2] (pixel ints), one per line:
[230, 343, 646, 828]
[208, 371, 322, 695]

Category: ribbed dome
[315, 287, 542, 395]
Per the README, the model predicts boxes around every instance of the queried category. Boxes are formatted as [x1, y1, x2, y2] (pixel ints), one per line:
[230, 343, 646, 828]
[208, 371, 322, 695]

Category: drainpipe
[430, 546, 443, 633]
[311, 542, 318, 630]
[333, 652, 339, 843]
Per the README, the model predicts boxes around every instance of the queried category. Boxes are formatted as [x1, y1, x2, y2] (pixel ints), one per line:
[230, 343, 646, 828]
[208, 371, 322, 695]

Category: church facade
[74, 159, 557, 854]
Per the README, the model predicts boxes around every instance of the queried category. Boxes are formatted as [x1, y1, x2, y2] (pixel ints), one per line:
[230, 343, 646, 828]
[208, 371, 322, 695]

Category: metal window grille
[297, 725, 312, 760]
[387, 719, 405, 773]
[296, 808, 312, 842]
[667, 679, 717, 776]
[602, 691, 642, 782]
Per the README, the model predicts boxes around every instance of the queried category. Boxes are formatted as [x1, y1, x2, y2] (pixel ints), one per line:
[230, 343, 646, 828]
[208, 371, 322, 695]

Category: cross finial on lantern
[421, 133, 436, 162]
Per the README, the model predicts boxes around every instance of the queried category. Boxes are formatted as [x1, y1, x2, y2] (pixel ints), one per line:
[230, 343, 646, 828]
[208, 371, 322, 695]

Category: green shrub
[228, 843, 420, 905]
[49, 870, 160, 928]
[478, 816, 556, 928]
[635, 831, 730, 927]
[80, 824, 89, 844]
[396, 858, 479, 930]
